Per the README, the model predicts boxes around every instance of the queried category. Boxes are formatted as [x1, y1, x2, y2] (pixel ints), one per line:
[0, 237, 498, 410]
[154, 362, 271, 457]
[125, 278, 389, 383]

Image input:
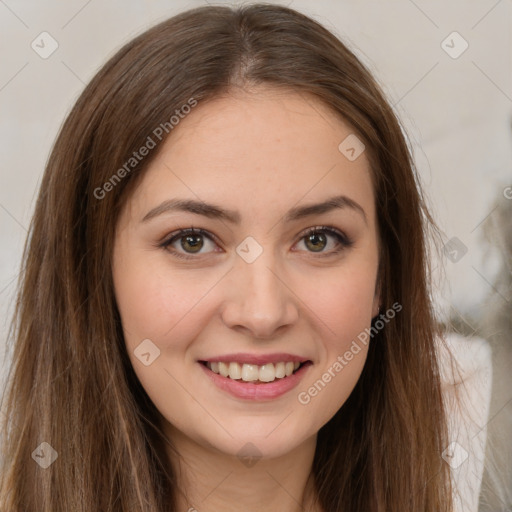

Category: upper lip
[199, 353, 311, 365]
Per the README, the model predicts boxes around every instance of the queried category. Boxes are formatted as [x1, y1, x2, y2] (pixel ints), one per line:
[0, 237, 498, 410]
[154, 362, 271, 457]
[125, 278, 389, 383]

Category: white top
[436, 332, 493, 512]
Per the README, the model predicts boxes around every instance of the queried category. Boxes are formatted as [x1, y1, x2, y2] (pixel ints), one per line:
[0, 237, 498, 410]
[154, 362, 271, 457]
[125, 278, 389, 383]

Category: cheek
[113, 252, 213, 346]
[292, 262, 376, 428]
[112, 255, 213, 420]
[301, 261, 378, 344]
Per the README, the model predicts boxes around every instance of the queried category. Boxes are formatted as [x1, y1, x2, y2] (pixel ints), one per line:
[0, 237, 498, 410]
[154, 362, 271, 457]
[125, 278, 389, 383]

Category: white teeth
[218, 361, 229, 377]
[259, 363, 275, 382]
[241, 364, 259, 381]
[228, 362, 242, 380]
[275, 362, 286, 378]
[205, 360, 305, 382]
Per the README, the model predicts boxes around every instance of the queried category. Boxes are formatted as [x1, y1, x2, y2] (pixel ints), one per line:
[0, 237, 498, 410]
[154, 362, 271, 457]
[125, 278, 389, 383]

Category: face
[112, 87, 380, 460]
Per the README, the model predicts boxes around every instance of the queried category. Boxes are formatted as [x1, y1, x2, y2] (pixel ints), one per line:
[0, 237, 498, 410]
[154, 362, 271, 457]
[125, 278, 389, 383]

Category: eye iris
[182, 234, 203, 253]
[305, 232, 326, 252]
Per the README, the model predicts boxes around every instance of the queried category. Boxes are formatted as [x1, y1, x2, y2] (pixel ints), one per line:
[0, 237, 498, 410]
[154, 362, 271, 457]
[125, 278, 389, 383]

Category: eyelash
[158, 225, 354, 260]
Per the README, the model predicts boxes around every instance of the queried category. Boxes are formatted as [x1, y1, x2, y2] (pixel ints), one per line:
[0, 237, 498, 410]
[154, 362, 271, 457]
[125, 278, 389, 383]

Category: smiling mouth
[199, 360, 312, 383]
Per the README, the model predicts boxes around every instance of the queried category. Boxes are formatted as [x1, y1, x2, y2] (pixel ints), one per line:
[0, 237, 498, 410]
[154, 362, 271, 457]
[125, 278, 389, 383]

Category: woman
[0, 4, 455, 511]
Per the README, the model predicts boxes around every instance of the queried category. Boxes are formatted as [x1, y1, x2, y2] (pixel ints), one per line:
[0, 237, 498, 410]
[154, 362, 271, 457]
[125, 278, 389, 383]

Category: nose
[220, 248, 300, 339]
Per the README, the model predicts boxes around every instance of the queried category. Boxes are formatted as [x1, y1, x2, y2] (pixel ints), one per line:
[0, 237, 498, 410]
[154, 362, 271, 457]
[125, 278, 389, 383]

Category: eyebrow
[141, 194, 367, 225]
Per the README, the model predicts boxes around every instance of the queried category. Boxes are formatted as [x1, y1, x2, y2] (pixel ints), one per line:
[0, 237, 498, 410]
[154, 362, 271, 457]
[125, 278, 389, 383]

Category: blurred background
[0, 1, 510, 510]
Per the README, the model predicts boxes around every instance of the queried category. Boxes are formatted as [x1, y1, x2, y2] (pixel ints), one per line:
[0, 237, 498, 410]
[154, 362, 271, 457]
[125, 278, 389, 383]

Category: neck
[163, 424, 322, 512]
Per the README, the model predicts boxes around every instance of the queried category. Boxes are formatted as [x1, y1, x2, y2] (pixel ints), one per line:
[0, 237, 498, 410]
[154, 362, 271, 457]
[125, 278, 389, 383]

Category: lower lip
[198, 362, 312, 401]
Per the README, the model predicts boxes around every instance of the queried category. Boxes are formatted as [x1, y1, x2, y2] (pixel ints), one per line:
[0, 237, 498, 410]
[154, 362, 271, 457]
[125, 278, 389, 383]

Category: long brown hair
[0, 4, 453, 511]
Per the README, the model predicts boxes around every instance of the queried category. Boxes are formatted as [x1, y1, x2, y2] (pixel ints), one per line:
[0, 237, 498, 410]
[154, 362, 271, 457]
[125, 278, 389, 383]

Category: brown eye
[305, 232, 327, 252]
[160, 227, 218, 259]
[180, 234, 204, 253]
[296, 226, 354, 255]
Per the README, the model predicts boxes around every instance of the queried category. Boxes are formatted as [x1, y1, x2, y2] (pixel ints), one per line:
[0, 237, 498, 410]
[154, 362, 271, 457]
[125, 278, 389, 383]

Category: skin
[112, 86, 381, 512]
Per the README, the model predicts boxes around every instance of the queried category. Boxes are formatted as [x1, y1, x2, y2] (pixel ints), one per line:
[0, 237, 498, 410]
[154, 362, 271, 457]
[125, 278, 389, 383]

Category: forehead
[122, 87, 376, 226]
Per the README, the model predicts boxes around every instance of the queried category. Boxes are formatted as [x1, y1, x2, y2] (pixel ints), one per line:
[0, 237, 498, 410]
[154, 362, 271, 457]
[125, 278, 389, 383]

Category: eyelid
[297, 225, 352, 245]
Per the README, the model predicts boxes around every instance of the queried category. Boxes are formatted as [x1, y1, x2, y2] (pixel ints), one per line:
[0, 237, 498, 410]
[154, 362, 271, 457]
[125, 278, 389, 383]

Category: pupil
[306, 232, 326, 252]
[182, 234, 203, 253]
